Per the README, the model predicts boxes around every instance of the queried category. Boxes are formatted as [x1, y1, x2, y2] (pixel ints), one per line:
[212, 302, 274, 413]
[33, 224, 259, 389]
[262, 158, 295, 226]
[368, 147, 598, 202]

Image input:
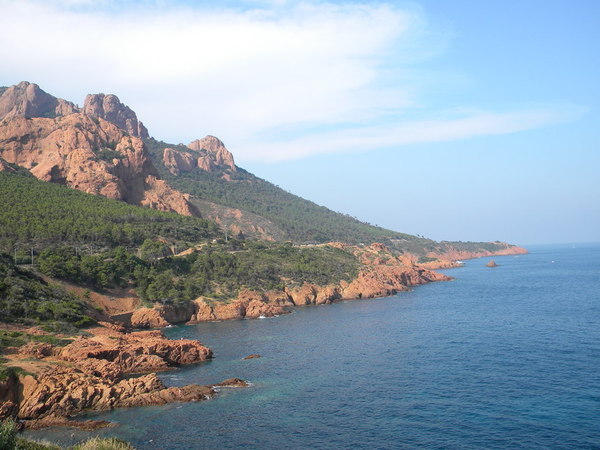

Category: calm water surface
[27, 244, 600, 449]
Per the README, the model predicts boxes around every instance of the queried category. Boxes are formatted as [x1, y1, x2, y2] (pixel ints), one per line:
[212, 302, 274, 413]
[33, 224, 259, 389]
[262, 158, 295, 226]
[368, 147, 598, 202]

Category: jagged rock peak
[0, 81, 78, 121]
[187, 135, 236, 171]
[83, 93, 149, 139]
[0, 113, 197, 217]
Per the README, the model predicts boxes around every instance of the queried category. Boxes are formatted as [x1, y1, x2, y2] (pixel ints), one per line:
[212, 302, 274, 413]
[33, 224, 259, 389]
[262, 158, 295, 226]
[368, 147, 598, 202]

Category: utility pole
[14, 247, 17, 265]
[30, 247, 34, 266]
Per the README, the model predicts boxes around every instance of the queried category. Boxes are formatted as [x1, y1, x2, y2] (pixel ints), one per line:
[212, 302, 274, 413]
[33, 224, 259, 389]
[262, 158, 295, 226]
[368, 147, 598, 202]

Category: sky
[1, 0, 598, 245]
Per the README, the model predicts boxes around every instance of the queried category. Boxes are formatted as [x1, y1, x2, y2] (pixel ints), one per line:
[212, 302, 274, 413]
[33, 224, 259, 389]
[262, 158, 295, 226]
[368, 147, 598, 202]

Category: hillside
[0, 171, 217, 251]
[147, 138, 425, 248]
[0, 170, 360, 301]
[0, 81, 524, 259]
[145, 138, 521, 257]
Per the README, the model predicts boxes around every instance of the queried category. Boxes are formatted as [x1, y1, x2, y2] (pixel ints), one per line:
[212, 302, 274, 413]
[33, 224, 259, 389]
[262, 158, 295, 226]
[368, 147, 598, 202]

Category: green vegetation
[92, 148, 124, 162]
[0, 365, 28, 382]
[33, 240, 358, 305]
[440, 240, 511, 253]
[71, 437, 135, 450]
[0, 171, 218, 251]
[0, 419, 136, 449]
[0, 254, 94, 327]
[0, 170, 357, 314]
[0, 330, 71, 352]
[417, 256, 438, 263]
[145, 139, 416, 246]
[0, 419, 18, 450]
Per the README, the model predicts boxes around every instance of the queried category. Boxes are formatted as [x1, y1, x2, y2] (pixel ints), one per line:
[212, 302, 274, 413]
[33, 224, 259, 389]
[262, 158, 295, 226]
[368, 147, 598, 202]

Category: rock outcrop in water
[0, 325, 247, 429]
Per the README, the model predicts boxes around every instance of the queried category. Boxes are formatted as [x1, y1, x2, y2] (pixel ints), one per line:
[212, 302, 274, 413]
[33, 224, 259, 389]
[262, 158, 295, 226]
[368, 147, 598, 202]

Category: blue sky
[0, 0, 598, 244]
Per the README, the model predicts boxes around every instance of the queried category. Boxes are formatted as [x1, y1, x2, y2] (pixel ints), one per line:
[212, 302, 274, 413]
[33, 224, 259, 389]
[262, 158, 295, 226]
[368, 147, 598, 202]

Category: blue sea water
[26, 244, 600, 449]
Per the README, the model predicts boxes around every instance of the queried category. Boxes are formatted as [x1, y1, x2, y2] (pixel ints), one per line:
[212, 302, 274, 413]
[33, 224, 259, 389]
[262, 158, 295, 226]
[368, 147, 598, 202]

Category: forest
[0, 171, 358, 316]
[0, 171, 218, 252]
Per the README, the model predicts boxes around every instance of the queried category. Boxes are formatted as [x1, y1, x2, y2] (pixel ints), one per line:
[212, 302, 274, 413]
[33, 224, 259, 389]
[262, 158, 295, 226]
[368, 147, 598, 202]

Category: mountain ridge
[0, 80, 525, 256]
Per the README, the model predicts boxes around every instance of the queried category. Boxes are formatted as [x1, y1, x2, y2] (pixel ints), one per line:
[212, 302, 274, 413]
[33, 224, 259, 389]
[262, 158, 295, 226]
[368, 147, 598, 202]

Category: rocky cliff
[127, 242, 453, 328]
[83, 93, 149, 139]
[0, 81, 77, 120]
[0, 81, 200, 216]
[0, 113, 197, 216]
[427, 243, 528, 261]
[0, 324, 247, 429]
[163, 135, 236, 175]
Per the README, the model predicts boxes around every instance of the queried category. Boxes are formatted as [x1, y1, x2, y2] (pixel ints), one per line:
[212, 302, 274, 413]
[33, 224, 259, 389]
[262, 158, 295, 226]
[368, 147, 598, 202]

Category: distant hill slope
[145, 138, 522, 256]
[146, 139, 417, 245]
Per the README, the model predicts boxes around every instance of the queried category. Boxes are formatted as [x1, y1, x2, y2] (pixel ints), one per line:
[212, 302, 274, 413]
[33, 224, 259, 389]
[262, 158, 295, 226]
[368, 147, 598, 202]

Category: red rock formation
[163, 147, 197, 175]
[0, 325, 242, 428]
[161, 136, 237, 175]
[130, 302, 197, 328]
[16, 367, 231, 427]
[188, 136, 236, 171]
[58, 329, 212, 379]
[0, 81, 77, 120]
[0, 113, 197, 216]
[83, 93, 149, 139]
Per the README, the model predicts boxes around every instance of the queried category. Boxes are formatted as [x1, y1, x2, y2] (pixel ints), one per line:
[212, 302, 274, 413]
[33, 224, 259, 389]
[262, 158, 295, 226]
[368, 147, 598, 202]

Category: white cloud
[237, 105, 589, 161]
[0, 0, 585, 162]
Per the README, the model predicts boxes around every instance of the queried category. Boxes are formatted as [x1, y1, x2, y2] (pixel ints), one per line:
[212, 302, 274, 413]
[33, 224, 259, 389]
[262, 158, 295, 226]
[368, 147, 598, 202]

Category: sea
[25, 243, 600, 449]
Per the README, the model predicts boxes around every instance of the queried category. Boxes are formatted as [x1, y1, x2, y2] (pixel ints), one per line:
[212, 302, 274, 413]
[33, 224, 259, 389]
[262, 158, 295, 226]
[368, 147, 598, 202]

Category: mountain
[0, 81, 524, 258]
[83, 93, 149, 139]
[0, 81, 77, 120]
[0, 82, 196, 216]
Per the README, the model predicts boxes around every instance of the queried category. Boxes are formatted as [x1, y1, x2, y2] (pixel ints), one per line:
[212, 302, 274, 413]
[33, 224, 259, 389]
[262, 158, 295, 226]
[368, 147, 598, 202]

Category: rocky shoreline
[0, 324, 248, 430]
[0, 243, 527, 430]
[127, 243, 527, 328]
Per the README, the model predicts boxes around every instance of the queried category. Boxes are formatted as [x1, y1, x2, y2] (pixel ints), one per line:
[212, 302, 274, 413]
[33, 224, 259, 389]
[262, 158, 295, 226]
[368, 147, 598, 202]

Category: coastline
[127, 243, 527, 329]
[0, 243, 527, 430]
